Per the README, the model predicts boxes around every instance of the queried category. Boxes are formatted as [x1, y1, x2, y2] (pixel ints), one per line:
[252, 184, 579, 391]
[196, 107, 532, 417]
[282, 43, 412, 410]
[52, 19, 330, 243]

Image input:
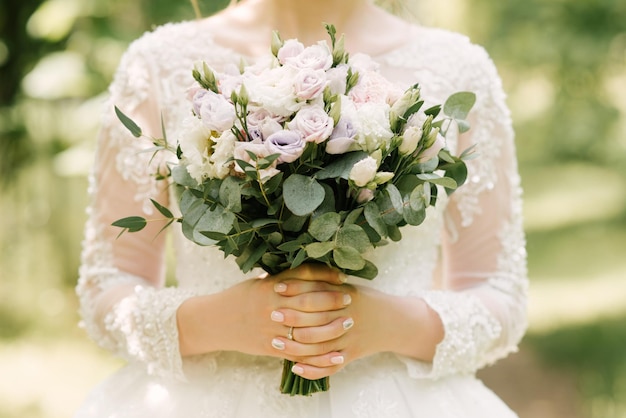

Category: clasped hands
[265, 264, 359, 380]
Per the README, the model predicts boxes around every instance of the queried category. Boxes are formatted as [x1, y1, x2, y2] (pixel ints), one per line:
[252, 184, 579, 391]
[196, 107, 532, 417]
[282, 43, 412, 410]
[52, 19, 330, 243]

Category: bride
[75, 0, 528, 416]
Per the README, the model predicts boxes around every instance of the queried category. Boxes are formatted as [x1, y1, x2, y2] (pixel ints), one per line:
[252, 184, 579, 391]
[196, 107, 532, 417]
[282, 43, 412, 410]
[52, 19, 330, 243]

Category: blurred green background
[1, 0, 625, 417]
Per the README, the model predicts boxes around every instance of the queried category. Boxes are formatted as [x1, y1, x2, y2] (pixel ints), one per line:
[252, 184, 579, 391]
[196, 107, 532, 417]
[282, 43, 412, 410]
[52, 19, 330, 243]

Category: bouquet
[113, 24, 476, 396]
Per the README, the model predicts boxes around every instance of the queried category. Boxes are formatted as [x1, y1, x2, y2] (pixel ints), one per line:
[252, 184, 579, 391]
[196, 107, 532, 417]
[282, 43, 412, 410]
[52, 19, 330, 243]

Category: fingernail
[331, 355, 344, 365]
[291, 365, 305, 375]
[274, 283, 287, 293]
[271, 338, 285, 350]
[343, 318, 354, 330]
[338, 272, 348, 283]
[343, 294, 352, 305]
[270, 311, 284, 322]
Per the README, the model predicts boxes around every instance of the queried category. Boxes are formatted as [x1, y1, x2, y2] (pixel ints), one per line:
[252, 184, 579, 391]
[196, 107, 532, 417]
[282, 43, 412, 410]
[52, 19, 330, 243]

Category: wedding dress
[75, 18, 527, 418]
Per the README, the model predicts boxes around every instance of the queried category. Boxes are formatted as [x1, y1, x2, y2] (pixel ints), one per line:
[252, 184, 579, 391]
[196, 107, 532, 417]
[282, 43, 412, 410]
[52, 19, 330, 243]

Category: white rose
[287, 105, 334, 144]
[349, 156, 378, 187]
[178, 117, 234, 182]
[399, 126, 423, 155]
[245, 66, 301, 117]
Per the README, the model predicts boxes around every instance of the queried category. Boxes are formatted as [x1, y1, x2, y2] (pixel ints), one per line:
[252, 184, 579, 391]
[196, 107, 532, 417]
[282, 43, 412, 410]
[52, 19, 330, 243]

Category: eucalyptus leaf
[278, 240, 303, 252]
[236, 241, 268, 272]
[336, 224, 372, 253]
[111, 216, 147, 233]
[456, 119, 471, 133]
[309, 212, 341, 242]
[219, 176, 242, 212]
[315, 151, 368, 180]
[344, 207, 364, 225]
[306, 241, 335, 258]
[416, 173, 458, 189]
[443, 92, 476, 120]
[387, 224, 402, 242]
[364, 201, 387, 237]
[291, 249, 307, 269]
[114, 106, 142, 138]
[346, 260, 378, 280]
[333, 247, 365, 270]
[282, 212, 308, 232]
[376, 189, 403, 226]
[171, 165, 198, 188]
[313, 183, 336, 217]
[283, 174, 326, 216]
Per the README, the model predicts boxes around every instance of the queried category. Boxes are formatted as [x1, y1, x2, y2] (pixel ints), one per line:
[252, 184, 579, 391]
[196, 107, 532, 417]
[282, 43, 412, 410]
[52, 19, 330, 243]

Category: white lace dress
[75, 19, 527, 418]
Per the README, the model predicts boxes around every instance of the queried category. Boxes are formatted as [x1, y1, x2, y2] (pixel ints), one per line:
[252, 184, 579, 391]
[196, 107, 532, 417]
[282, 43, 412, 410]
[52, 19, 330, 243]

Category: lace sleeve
[400, 43, 528, 379]
[76, 35, 196, 380]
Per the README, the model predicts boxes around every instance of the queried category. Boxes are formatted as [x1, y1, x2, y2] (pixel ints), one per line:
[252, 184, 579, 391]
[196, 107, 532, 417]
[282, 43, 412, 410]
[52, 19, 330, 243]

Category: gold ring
[287, 326, 294, 341]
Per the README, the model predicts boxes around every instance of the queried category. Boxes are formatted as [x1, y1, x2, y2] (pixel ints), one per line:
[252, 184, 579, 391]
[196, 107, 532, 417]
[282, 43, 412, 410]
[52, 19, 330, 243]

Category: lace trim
[105, 285, 197, 380]
[398, 290, 502, 379]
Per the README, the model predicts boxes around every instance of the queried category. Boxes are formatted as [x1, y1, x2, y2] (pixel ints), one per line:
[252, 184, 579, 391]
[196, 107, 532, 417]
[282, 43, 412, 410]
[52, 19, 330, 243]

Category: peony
[349, 71, 402, 106]
[355, 103, 394, 152]
[193, 89, 237, 132]
[349, 156, 378, 187]
[265, 130, 306, 163]
[287, 105, 334, 144]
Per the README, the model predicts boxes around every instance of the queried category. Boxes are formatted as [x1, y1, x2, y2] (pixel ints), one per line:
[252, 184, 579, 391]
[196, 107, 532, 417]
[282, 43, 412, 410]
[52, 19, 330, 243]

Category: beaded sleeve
[397, 39, 528, 379]
[76, 35, 196, 380]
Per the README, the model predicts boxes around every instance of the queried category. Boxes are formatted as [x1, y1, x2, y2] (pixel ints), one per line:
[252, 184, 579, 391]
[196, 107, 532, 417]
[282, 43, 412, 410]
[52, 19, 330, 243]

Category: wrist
[377, 294, 444, 361]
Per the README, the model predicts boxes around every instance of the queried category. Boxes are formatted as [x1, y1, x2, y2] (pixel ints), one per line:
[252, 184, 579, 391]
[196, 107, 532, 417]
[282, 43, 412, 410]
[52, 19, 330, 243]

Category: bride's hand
[281, 284, 444, 380]
[176, 264, 353, 362]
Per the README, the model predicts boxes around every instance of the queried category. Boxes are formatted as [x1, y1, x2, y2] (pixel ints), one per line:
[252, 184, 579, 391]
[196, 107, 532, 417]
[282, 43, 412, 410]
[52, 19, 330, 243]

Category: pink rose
[283, 43, 332, 71]
[277, 39, 305, 65]
[265, 130, 306, 163]
[349, 71, 400, 106]
[287, 105, 334, 144]
[294, 68, 328, 101]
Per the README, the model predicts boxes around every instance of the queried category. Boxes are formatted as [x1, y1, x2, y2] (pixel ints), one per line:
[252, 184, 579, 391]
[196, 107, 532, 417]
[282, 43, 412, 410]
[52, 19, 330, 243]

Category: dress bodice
[77, 18, 527, 383]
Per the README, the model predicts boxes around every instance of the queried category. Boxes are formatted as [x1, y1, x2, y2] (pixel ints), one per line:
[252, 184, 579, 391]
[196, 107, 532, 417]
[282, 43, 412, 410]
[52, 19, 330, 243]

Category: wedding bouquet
[113, 24, 475, 396]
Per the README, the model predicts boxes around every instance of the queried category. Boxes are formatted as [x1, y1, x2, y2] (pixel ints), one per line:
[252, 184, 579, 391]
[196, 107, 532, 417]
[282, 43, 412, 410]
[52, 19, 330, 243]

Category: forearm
[176, 287, 246, 356]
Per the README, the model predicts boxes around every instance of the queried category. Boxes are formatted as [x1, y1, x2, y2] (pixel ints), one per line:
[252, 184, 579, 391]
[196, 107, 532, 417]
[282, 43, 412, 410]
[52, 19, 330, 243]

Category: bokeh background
[1, 0, 625, 417]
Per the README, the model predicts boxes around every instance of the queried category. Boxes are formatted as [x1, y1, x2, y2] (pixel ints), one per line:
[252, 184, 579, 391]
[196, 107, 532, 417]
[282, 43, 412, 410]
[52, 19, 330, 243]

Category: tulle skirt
[74, 352, 517, 418]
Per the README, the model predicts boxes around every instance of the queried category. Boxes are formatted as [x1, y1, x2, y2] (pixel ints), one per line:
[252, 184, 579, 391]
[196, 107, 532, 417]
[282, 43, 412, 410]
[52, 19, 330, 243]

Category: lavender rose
[326, 117, 358, 154]
[193, 89, 237, 132]
[265, 130, 306, 163]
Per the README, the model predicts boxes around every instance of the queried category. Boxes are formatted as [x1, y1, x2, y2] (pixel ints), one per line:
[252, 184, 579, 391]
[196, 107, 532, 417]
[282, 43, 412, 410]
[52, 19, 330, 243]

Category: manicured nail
[343, 294, 352, 305]
[291, 365, 305, 375]
[270, 311, 284, 322]
[343, 318, 354, 330]
[274, 283, 287, 293]
[331, 355, 344, 365]
[338, 272, 348, 283]
[271, 338, 285, 350]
